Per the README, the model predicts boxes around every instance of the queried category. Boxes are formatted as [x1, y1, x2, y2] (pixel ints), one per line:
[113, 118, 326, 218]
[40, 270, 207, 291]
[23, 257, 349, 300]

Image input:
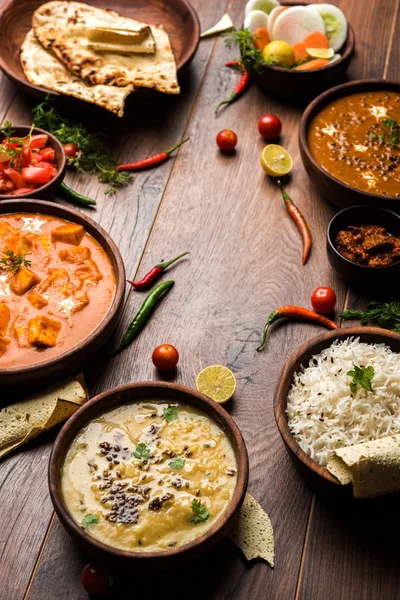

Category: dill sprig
[0, 246, 32, 274]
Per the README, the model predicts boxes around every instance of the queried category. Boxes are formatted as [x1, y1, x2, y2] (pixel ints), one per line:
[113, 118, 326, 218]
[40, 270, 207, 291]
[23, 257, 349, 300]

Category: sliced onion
[267, 5, 289, 38]
[272, 6, 325, 45]
[306, 4, 347, 51]
[244, 10, 269, 33]
[245, 0, 280, 17]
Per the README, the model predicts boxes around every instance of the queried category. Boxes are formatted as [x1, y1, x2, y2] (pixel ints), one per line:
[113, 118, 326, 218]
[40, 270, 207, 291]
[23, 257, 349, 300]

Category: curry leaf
[347, 365, 375, 394]
[163, 406, 178, 422]
[82, 514, 98, 527]
[189, 499, 210, 525]
[169, 457, 185, 469]
[133, 442, 151, 461]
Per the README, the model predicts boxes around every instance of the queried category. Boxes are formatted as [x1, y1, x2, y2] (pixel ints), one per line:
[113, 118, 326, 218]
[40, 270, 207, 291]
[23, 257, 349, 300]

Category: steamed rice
[286, 338, 400, 466]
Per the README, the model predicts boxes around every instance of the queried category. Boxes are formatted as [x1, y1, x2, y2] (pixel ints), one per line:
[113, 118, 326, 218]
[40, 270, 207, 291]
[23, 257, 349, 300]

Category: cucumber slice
[307, 4, 348, 51]
[245, 0, 280, 16]
[272, 6, 325, 46]
[244, 10, 269, 33]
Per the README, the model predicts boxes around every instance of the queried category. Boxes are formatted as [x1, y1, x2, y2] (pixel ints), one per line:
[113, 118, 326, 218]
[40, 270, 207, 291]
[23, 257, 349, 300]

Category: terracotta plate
[0, 0, 200, 103]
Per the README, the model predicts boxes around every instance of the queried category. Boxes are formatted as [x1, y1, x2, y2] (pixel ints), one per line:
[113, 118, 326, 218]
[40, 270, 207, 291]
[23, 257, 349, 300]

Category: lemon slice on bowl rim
[260, 144, 293, 177]
[196, 365, 236, 404]
[306, 47, 335, 60]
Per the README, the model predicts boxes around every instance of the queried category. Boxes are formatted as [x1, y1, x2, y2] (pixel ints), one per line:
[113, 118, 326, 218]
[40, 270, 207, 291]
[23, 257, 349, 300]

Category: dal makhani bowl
[299, 79, 400, 210]
[49, 382, 249, 566]
[0, 199, 125, 388]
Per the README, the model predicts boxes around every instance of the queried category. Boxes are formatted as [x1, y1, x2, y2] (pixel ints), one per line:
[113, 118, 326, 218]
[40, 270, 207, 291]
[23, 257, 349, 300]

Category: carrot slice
[302, 31, 329, 49]
[253, 27, 270, 51]
[295, 58, 329, 70]
[293, 42, 308, 63]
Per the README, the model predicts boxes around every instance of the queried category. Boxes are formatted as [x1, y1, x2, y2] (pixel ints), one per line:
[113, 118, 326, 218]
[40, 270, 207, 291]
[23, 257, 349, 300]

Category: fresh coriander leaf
[342, 301, 400, 332]
[189, 499, 210, 525]
[133, 442, 151, 461]
[82, 514, 98, 527]
[347, 365, 375, 394]
[369, 132, 378, 140]
[0, 120, 15, 138]
[163, 406, 178, 422]
[223, 28, 267, 74]
[0, 246, 31, 274]
[169, 457, 185, 469]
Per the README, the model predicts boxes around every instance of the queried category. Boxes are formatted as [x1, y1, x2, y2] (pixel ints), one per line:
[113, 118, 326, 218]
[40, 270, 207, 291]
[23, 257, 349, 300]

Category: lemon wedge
[306, 47, 334, 60]
[260, 144, 293, 177]
[196, 366, 236, 404]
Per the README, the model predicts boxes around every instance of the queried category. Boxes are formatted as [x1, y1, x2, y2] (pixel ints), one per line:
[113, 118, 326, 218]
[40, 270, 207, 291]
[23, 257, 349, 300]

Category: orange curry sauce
[308, 91, 400, 196]
[0, 213, 115, 368]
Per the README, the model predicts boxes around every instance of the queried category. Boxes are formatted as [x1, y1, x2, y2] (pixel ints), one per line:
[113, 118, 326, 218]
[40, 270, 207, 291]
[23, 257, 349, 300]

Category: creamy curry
[61, 401, 238, 553]
[308, 91, 400, 196]
[0, 213, 115, 368]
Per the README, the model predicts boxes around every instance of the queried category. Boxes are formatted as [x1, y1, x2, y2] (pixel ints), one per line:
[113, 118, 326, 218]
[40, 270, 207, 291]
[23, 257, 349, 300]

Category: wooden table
[1, 0, 399, 598]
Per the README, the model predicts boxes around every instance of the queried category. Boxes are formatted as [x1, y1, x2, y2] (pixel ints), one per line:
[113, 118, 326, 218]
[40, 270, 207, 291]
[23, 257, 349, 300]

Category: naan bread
[20, 30, 133, 117]
[33, 1, 180, 94]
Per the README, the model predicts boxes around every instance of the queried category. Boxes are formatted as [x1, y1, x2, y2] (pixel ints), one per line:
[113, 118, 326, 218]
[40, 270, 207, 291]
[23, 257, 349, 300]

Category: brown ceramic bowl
[0, 126, 66, 199]
[274, 327, 400, 498]
[49, 381, 249, 568]
[247, 4, 355, 102]
[0, 199, 125, 389]
[299, 79, 400, 211]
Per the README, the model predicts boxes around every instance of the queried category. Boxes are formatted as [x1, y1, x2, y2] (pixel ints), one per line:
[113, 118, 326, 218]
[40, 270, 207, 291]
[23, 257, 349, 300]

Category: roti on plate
[33, 1, 180, 94]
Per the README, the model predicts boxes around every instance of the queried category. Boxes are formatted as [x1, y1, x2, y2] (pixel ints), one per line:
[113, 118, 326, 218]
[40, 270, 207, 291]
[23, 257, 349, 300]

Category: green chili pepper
[59, 182, 97, 208]
[112, 280, 175, 356]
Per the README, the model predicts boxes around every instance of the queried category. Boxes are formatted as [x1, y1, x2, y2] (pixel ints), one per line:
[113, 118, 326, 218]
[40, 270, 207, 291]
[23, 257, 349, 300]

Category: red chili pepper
[117, 138, 189, 172]
[256, 306, 338, 352]
[127, 252, 189, 290]
[215, 70, 249, 113]
[278, 180, 312, 266]
[225, 60, 243, 70]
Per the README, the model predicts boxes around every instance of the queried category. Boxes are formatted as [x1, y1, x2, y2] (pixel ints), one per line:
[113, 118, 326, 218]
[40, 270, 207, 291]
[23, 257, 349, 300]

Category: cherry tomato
[216, 130, 237, 152]
[152, 344, 179, 370]
[258, 114, 282, 140]
[311, 286, 337, 314]
[63, 143, 79, 157]
[81, 564, 110, 596]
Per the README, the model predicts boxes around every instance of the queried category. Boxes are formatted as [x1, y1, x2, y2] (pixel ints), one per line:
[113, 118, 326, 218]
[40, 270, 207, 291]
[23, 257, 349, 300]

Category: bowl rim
[327, 205, 400, 271]
[274, 326, 400, 486]
[255, 23, 355, 75]
[0, 198, 125, 375]
[0, 125, 67, 199]
[48, 380, 249, 561]
[299, 78, 400, 203]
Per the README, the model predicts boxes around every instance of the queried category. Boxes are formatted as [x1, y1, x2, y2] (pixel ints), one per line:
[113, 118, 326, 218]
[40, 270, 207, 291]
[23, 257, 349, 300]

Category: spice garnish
[133, 443, 151, 461]
[169, 457, 185, 469]
[347, 365, 375, 394]
[82, 514, 98, 527]
[189, 499, 210, 524]
[0, 246, 32, 273]
[163, 405, 178, 422]
[342, 301, 400, 332]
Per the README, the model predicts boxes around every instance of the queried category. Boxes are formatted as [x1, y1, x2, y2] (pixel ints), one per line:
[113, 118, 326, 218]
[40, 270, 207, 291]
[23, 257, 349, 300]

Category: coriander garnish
[189, 499, 210, 525]
[0, 246, 31, 274]
[347, 365, 375, 394]
[82, 513, 98, 527]
[342, 301, 400, 332]
[369, 117, 399, 149]
[163, 406, 178, 422]
[168, 457, 185, 469]
[223, 28, 276, 74]
[132, 442, 151, 461]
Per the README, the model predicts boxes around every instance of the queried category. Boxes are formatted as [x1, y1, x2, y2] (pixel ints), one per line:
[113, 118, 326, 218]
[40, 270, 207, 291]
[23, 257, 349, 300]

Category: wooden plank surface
[0, 0, 398, 599]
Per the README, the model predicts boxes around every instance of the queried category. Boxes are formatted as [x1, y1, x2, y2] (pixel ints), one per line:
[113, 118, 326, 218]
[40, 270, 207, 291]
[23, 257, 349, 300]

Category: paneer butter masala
[308, 91, 400, 196]
[62, 401, 238, 553]
[0, 213, 115, 368]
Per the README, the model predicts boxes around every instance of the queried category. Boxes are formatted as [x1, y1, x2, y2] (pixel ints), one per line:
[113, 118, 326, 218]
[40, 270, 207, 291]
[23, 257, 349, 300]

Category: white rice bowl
[286, 337, 400, 466]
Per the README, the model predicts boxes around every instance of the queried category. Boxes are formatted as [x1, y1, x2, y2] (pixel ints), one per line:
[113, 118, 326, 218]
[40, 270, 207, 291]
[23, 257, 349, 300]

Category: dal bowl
[274, 327, 400, 497]
[49, 382, 249, 567]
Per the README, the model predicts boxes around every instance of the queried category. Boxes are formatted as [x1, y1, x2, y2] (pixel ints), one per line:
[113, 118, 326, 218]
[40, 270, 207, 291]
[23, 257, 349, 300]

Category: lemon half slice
[306, 47, 334, 60]
[260, 144, 293, 177]
[196, 365, 236, 404]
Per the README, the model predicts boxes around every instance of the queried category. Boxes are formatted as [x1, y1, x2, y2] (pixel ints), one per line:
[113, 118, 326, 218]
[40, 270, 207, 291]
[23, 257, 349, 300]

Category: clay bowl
[274, 327, 400, 498]
[299, 79, 400, 211]
[0, 199, 125, 389]
[247, 4, 355, 102]
[0, 126, 66, 199]
[327, 205, 400, 290]
[49, 381, 249, 568]
[0, 0, 200, 107]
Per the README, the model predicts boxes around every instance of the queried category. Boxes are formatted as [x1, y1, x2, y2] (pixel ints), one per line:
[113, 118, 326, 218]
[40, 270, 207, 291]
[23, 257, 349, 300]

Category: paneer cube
[39, 268, 70, 293]
[28, 315, 61, 348]
[51, 224, 85, 246]
[27, 291, 48, 309]
[0, 303, 10, 336]
[59, 246, 91, 264]
[9, 266, 41, 296]
[4, 234, 32, 257]
[0, 336, 10, 358]
[0, 220, 16, 238]
[74, 263, 103, 286]
[13, 315, 29, 348]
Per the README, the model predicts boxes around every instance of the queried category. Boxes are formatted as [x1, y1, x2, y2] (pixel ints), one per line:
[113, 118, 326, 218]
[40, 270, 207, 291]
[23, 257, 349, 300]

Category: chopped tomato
[4, 168, 27, 189]
[11, 188, 36, 196]
[35, 161, 58, 177]
[30, 152, 44, 164]
[0, 176, 15, 192]
[28, 134, 48, 150]
[41, 147, 55, 162]
[21, 166, 52, 185]
[21, 147, 33, 167]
